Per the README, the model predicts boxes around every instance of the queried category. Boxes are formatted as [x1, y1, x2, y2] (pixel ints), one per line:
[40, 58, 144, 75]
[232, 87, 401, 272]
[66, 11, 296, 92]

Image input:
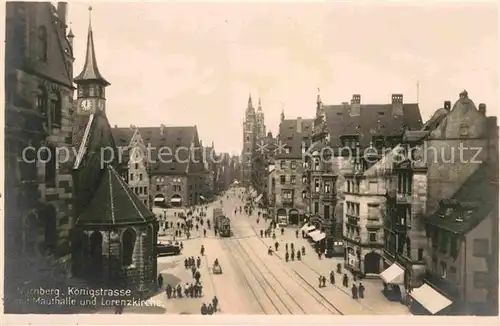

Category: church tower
[256, 98, 266, 140]
[242, 94, 256, 186]
[73, 7, 109, 116]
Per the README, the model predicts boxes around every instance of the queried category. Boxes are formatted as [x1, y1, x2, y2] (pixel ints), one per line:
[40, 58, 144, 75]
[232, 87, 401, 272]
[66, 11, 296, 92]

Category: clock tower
[74, 7, 110, 116]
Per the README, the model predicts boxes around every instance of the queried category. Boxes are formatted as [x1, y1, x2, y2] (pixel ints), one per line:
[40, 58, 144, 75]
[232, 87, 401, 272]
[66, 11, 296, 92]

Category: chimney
[350, 94, 361, 116]
[391, 94, 403, 116]
[160, 124, 165, 136]
[296, 117, 302, 133]
[478, 103, 486, 115]
[57, 2, 68, 27]
[444, 101, 451, 111]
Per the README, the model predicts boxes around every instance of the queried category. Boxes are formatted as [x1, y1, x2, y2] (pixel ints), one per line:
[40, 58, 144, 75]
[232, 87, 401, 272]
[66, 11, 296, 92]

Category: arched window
[36, 87, 47, 116]
[37, 26, 48, 62]
[122, 228, 136, 267]
[49, 92, 62, 127]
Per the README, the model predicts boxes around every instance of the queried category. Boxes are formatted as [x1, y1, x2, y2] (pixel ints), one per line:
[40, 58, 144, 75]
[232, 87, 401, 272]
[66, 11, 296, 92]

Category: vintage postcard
[2, 0, 498, 323]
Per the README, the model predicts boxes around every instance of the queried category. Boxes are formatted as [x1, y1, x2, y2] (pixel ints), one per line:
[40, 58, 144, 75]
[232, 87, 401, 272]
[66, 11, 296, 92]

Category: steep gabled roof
[323, 102, 422, 148]
[139, 126, 205, 175]
[77, 165, 153, 227]
[276, 118, 314, 159]
[426, 163, 499, 234]
[111, 127, 136, 148]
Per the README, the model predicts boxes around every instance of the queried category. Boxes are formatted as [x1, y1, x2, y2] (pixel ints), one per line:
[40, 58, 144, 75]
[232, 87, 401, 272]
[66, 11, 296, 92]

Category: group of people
[313, 264, 366, 300]
[200, 296, 219, 315]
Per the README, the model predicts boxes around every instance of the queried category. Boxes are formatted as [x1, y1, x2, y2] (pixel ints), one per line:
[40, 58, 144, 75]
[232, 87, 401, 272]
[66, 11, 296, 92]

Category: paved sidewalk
[248, 218, 410, 315]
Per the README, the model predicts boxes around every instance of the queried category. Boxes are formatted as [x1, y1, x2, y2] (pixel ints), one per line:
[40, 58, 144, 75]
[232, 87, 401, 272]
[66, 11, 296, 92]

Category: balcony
[366, 218, 383, 228]
[346, 215, 359, 226]
[322, 192, 335, 201]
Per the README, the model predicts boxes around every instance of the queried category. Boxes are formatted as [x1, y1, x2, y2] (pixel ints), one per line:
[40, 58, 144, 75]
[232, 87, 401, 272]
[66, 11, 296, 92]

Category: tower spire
[257, 98, 262, 111]
[74, 6, 110, 85]
[248, 93, 253, 108]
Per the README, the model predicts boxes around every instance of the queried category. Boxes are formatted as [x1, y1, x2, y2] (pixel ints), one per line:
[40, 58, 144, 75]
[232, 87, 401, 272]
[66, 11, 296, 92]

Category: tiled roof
[426, 163, 499, 234]
[77, 165, 153, 227]
[111, 127, 136, 148]
[276, 118, 314, 159]
[138, 126, 205, 175]
[323, 103, 423, 148]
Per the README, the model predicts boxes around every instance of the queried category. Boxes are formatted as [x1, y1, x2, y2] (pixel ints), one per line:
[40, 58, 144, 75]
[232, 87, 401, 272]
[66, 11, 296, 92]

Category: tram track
[237, 234, 343, 315]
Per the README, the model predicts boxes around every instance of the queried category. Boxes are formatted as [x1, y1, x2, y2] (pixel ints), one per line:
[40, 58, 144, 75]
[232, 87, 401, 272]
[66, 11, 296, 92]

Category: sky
[67, 1, 498, 154]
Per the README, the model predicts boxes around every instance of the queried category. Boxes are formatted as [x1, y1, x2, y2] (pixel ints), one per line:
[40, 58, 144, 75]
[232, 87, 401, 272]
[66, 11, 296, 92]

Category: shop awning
[200, 195, 205, 200]
[312, 232, 326, 242]
[254, 194, 263, 203]
[308, 230, 321, 238]
[154, 197, 165, 203]
[410, 283, 452, 314]
[306, 225, 316, 232]
[170, 197, 182, 203]
[380, 263, 404, 284]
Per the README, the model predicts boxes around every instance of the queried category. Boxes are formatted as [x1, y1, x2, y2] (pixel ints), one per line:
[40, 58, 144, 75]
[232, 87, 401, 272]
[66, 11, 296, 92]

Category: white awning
[154, 197, 165, 203]
[170, 197, 182, 203]
[410, 283, 452, 314]
[308, 230, 321, 238]
[200, 195, 205, 200]
[306, 225, 316, 232]
[254, 194, 263, 203]
[312, 232, 326, 242]
[380, 263, 405, 284]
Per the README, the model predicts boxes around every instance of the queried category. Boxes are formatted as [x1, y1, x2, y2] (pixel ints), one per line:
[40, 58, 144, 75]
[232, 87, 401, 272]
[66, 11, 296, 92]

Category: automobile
[157, 241, 181, 256]
[325, 240, 344, 258]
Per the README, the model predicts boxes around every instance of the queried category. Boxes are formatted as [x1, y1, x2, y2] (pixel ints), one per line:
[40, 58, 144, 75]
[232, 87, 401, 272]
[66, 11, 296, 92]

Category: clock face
[80, 99, 92, 111]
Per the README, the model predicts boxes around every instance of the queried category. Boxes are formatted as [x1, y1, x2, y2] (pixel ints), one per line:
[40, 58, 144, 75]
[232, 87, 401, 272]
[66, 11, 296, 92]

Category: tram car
[212, 208, 231, 237]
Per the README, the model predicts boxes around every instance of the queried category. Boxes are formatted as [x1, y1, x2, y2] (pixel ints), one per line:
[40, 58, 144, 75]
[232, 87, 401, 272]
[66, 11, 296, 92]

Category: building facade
[112, 126, 150, 208]
[382, 91, 498, 315]
[306, 92, 422, 251]
[4, 2, 76, 312]
[274, 117, 313, 225]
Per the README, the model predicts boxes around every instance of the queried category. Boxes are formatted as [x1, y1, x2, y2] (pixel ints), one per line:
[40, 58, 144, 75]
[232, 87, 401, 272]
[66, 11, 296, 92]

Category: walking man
[157, 273, 164, 289]
[330, 271, 335, 284]
[274, 241, 279, 251]
[351, 284, 358, 299]
[342, 273, 349, 288]
[358, 283, 365, 299]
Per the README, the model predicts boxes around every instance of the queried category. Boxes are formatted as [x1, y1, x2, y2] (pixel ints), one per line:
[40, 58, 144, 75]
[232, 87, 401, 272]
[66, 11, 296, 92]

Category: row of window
[77, 85, 106, 98]
[346, 201, 360, 216]
[280, 160, 297, 170]
[129, 173, 145, 182]
[156, 184, 182, 192]
[132, 186, 148, 196]
[313, 179, 333, 193]
[280, 175, 297, 184]
[345, 180, 361, 193]
[154, 177, 182, 184]
[345, 228, 378, 242]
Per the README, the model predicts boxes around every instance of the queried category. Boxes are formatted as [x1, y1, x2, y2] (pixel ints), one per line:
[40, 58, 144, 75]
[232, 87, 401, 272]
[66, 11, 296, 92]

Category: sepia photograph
[2, 0, 499, 321]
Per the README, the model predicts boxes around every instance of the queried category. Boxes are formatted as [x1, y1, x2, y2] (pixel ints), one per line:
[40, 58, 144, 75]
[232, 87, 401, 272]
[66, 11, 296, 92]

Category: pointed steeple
[74, 6, 110, 86]
[248, 93, 253, 108]
[316, 88, 322, 105]
[257, 98, 262, 112]
[280, 108, 285, 122]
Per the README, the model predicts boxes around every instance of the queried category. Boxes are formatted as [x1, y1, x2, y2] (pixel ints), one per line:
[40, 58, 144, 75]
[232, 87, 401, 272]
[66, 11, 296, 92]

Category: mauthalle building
[70, 7, 158, 297]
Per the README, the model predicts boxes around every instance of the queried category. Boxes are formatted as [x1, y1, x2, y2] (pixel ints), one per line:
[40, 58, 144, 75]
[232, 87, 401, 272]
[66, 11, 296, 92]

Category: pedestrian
[201, 303, 208, 315]
[358, 283, 365, 299]
[195, 270, 201, 283]
[200, 245, 205, 256]
[272, 232, 276, 240]
[291, 250, 295, 261]
[330, 271, 335, 284]
[351, 284, 358, 299]
[318, 275, 323, 288]
[197, 256, 201, 269]
[184, 258, 189, 269]
[184, 282, 190, 297]
[336, 263, 342, 274]
[274, 241, 279, 251]
[285, 251, 289, 262]
[191, 265, 197, 277]
[179, 230, 183, 237]
[175, 230, 179, 237]
[204, 229, 207, 237]
[207, 303, 214, 315]
[166, 284, 172, 299]
[290, 243, 294, 252]
[285, 243, 288, 251]
[180, 241, 184, 250]
[281, 227, 284, 235]
[212, 296, 219, 312]
[295, 229, 299, 238]
[260, 229, 263, 238]
[177, 222, 180, 228]
[302, 230, 305, 238]
[322, 276, 327, 287]
[297, 250, 301, 260]
[176, 284, 182, 298]
[343, 274, 349, 288]
[301, 246, 305, 255]
[157, 273, 164, 289]
[317, 250, 322, 259]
